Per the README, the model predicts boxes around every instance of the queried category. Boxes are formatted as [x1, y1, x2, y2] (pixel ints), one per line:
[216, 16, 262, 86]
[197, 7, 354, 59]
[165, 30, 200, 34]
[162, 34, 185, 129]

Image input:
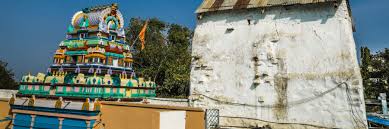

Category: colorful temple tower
[18, 3, 156, 99]
[8, 3, 157, 129]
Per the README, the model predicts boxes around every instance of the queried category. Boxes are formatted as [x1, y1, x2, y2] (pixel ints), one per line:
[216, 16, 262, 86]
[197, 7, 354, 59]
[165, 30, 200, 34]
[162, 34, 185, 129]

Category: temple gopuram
[19, 3, 156, 99]
[8, 3, 160, 129]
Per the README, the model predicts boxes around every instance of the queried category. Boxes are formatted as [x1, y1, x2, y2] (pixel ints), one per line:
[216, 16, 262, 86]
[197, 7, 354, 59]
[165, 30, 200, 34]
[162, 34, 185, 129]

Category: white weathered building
[190, 0, 367, 128]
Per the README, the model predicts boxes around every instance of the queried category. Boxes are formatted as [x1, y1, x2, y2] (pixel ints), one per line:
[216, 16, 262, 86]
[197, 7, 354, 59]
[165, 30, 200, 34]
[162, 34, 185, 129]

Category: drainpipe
[379, 93, 388, 115]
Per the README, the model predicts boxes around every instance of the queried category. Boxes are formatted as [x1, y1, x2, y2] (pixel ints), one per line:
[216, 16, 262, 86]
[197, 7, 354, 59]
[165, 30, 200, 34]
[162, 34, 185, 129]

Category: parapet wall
[0, 89, 17, 99]
[147, 98, 190, 107]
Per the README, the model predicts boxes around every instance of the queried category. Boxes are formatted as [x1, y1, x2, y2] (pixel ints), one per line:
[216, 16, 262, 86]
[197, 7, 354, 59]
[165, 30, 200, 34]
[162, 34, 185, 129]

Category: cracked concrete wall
[190, 0, 367, 128]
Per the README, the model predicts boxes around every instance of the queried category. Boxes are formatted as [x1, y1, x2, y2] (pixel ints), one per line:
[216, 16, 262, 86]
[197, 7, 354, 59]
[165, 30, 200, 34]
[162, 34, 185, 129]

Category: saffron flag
[138, 21, 148, 50]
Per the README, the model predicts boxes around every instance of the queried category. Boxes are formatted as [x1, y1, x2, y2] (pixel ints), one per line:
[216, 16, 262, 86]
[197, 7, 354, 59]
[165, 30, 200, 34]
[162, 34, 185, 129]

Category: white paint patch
[159, 111, 186, 129]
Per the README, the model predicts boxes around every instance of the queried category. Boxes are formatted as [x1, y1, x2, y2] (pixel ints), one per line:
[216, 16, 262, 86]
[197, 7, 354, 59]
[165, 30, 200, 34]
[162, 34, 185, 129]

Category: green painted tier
[18, 73, 157, 98]
[18, 83, 156, 98]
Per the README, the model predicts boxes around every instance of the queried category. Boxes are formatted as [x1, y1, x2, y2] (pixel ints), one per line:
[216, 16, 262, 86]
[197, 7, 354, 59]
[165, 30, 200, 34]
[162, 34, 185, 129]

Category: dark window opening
[89, 58, 101, 64]
[79, 33, 87, 39]
[71, 56, 77, 64]
[109, 35, 116, 41]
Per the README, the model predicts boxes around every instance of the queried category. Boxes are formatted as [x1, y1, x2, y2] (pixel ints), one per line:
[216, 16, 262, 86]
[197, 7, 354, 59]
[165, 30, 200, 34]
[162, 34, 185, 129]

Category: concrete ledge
[0, 89, 17, 99]
[148, 97, 189, 102]
[147, 97, 190, 107]
[0, 98, 9, 102]
[12, 109, 98, 120]
[101, 101, 204, 112]
[16, 94, 143, 102]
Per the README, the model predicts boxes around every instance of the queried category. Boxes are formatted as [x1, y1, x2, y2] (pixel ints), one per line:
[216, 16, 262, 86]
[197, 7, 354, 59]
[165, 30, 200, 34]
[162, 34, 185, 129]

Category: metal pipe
[379, 93, 388, 115]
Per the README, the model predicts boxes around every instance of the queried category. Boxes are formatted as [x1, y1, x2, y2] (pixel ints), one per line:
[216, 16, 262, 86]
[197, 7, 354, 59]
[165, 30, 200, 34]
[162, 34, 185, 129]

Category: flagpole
[129, 19, 148, 50]
[130, 33, 140, 50]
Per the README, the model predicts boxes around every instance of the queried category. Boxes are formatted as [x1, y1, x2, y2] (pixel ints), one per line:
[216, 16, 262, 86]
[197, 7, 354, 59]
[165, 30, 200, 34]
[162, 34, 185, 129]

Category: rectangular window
[113, 58, 118, 67]
[71, 56, 77, 64]
[109, 35, 116, 41]
[92, 58, 100, 64]
[77, 56, 83, 63]
[108, 57, 113, 65]
[79, 33, 87, 39]
[66, 56, 71, 63]
[118, 60, 123, 66]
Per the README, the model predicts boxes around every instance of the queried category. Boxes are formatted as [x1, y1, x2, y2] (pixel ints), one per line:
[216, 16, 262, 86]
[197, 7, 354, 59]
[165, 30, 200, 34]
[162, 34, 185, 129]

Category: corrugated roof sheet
[196, 0, 338, 13]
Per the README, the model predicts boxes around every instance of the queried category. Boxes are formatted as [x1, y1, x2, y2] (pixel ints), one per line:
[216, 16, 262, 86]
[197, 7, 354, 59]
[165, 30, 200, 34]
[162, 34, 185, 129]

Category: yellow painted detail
[124, 58, 133, 62]
[55, 99, 63, 109]
[54, 55, 65, 59]
[85, 53, 106, 59]
[28, 96, 35, 106]
[82, 98, 90, 111]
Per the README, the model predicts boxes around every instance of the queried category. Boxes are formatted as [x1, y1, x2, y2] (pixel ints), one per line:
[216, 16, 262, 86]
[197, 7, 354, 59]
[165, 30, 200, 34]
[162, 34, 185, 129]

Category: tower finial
[112, 3, 118, 9]
[110, 3, 118, 16]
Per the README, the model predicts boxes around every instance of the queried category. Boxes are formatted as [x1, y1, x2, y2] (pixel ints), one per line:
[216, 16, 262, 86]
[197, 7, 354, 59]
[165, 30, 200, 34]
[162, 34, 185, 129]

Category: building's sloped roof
[196, 0, 338, 13]
[83, 4, 112, 13]
[69, 3, 126, 36]
[72, 4, 113, 27]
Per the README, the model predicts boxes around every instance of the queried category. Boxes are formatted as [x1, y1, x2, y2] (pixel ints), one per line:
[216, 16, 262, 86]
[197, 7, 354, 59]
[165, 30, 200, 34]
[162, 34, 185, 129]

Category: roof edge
[195, 0, 338, 14]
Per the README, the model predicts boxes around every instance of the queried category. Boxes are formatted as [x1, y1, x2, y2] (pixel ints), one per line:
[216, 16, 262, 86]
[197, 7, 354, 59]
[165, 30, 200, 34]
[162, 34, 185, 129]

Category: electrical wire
[344, 82, 368, 128]
[193, 82, 345, 108]
[195, 82, 368, 128]
[218, 116, 337, 129]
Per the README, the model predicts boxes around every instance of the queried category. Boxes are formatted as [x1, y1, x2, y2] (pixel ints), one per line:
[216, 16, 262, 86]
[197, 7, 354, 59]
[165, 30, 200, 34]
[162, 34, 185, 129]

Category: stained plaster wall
[190, 0, 366, 128]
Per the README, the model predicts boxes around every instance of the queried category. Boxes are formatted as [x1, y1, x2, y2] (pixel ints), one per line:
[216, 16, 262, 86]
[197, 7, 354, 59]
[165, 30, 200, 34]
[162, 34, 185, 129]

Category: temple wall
[0, 100, 11, 128]
[0, 99, 204, 129]
[190, 0, 367, 128]
[0, 91, 14, 129]
[100, 102, 204, 129]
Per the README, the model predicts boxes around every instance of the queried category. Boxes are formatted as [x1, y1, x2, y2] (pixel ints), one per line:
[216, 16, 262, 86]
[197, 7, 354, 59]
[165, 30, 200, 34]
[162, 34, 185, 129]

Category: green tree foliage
[125, 18, 192, 98]
[361, 47, 372, 98]
[361, 47, 389, 98]
[0, 60, 18, 89]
